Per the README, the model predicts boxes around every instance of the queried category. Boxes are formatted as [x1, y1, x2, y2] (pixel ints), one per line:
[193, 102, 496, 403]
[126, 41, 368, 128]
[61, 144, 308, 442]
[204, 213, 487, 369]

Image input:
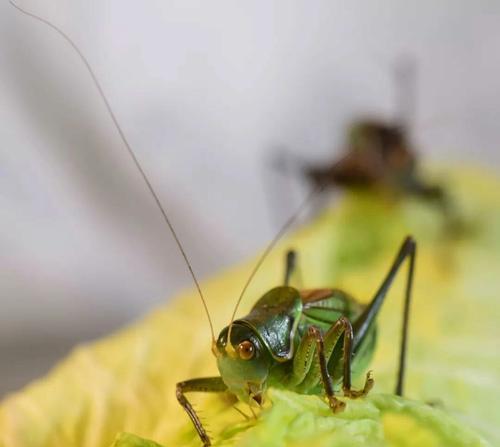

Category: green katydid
[177, 236, 415, 446]
[11, 3, 416, 446]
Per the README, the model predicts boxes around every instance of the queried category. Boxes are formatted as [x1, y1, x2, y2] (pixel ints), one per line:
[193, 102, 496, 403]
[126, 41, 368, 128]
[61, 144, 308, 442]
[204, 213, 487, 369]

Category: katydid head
[214, 323, 272, 404]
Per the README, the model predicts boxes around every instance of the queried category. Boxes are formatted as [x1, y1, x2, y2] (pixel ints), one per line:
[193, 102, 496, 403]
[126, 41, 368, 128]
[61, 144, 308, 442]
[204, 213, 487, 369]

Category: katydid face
[215, 323, 272, 404]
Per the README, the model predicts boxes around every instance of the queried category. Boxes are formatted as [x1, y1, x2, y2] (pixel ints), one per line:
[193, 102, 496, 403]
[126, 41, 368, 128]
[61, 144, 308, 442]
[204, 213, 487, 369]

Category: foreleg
[176, 377, 227, 446]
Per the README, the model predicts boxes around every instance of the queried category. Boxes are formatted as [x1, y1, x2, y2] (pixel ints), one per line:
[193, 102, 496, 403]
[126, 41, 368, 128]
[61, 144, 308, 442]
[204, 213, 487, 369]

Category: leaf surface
[0, 167, 497, 446]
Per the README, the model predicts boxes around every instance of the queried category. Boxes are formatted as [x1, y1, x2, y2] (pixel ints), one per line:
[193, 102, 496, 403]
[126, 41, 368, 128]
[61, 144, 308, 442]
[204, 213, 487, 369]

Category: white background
[0, 0, 499, 395]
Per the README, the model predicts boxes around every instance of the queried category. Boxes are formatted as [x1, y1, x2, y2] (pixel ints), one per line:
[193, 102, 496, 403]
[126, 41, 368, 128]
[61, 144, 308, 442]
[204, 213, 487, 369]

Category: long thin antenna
[10, 0, 216, 342]
[226, 185, 322, 349]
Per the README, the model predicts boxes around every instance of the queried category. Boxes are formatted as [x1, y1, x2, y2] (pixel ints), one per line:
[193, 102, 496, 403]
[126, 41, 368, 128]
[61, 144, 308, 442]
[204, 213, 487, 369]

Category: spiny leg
[309, 318, 374, 406]
[352, 235, 416, 396]
[331, 317, 374, 398]
[176, 377, 227, 446]
[308, 326, 345, 413]
[288, 323, 318, 387]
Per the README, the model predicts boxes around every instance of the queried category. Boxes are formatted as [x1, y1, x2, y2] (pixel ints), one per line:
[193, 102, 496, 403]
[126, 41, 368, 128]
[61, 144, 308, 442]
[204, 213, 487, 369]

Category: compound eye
[237, 340, 255, 360]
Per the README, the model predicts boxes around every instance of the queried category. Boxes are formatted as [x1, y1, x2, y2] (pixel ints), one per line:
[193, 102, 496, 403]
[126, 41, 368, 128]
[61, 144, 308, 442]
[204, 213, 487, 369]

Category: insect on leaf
[0, 167, 498, 446]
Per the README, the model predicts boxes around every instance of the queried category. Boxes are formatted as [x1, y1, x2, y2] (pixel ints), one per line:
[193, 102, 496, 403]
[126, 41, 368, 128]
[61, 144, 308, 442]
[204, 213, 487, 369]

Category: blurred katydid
[12, 3, 416, 446]
[271, 59, 465, 235]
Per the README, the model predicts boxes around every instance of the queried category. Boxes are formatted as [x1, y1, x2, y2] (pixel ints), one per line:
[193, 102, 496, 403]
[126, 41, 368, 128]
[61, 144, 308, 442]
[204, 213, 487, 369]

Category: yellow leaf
[0, 166, 497, 446]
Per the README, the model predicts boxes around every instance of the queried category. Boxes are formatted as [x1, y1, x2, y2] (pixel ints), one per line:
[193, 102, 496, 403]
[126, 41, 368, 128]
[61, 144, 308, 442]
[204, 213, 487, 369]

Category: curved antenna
[225, 184, 322, 352]
[10, 0, 216, 343]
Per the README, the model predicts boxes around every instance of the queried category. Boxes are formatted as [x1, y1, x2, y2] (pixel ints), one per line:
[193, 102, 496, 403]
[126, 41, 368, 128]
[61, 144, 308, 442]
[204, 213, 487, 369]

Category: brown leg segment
[308, 326, 345, 413]
[333, 317, 374, 398]
[176, 376, 227, 446]
[344, 370, 375, 398]
[309, 318, 375, 414]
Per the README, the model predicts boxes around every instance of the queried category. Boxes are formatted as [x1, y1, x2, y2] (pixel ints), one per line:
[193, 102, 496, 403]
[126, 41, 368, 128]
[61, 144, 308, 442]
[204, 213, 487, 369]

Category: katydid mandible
[11, 4, 417, 447]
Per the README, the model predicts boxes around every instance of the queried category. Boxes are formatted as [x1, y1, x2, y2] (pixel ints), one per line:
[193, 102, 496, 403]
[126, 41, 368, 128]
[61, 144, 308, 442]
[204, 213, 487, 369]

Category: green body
[215, 286, 377, 402]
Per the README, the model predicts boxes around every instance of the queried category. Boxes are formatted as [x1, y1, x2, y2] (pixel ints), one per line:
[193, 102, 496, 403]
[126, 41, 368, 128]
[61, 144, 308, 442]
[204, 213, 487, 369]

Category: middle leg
[309, 317, 374, 411]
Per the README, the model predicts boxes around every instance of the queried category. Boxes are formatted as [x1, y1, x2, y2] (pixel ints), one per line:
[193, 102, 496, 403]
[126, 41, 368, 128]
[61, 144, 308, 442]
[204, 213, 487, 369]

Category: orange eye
[237, 340, 255, 360]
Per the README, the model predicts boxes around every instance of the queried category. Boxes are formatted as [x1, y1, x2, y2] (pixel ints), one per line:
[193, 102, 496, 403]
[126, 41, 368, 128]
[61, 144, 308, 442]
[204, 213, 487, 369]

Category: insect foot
[328, 396, 347, 413]
[343, 370, 375, 398]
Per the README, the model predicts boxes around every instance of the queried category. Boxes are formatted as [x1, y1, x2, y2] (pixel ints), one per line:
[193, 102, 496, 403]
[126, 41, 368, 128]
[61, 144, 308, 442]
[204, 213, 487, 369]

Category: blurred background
[0, 0, 499, 397]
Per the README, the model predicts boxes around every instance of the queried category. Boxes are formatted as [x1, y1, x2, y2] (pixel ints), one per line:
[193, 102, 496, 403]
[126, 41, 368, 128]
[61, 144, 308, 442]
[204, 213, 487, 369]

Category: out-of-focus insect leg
[393, 54, 417, 135]
[284, 250, 297, 286]
[176, 377, 227, 446]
